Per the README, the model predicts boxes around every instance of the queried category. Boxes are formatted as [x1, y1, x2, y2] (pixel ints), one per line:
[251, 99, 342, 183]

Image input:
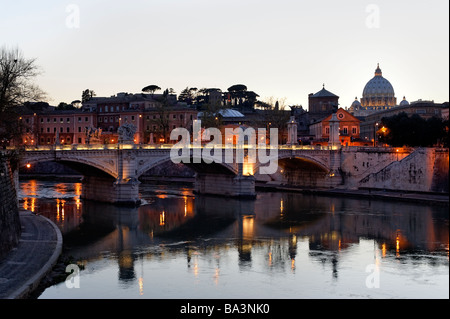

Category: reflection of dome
[361, 64, 397, 108]
[399, 96, 409, 106]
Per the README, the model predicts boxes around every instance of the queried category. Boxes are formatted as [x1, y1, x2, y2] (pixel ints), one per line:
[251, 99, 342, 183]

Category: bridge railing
[8, 144, 417, 154]
[15, 144, 344, 152]
[9, 143, 417, 153]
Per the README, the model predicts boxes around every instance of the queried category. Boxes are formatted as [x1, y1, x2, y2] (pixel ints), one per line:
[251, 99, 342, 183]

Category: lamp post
[374, 122, 379, 147]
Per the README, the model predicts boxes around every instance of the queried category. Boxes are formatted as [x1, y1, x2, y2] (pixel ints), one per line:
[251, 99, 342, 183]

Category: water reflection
[18, 181, 449, 298]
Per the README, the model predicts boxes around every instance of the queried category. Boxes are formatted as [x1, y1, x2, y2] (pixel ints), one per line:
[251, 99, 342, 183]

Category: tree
[81, 89, 95, 103]
[142, 85, 161, 97]
[379, 112, 447, 147]
[178, 87, 196, 105]
[253, 97, 290, 144]
[0, 46, 46, 144]
[56, 102, 76, 110]
[149, 88, 172, 143]
[227, 84, 247, 106]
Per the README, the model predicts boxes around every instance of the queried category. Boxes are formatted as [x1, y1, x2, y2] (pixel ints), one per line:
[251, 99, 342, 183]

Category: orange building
[310, 108, 370, 146]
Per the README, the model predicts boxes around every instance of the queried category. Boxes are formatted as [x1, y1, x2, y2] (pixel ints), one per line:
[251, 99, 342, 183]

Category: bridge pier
[194, 173, 256, 199]
[81, 176, 141, 207]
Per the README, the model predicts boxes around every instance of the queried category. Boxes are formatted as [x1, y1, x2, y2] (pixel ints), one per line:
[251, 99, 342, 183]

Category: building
[307, 85, 339, 123]
[18, 92, 198, 146]
[309, 108, 368, 146]
[348, 64, 398, 117]
[360, 63, 397, 108]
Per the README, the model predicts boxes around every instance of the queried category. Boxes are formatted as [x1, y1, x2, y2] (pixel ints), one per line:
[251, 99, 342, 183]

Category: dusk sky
[1, 0, 448, 108]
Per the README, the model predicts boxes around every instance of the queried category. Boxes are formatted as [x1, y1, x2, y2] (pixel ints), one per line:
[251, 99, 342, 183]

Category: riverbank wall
[0, 155, 21, 260]
[357, 148, 449, 193]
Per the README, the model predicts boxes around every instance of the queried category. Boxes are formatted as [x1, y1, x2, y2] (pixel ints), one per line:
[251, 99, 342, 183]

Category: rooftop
[310, 85, 339, 98]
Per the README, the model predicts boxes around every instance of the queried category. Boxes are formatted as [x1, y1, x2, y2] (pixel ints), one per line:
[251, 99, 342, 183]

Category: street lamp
[374, 122, 379, 147]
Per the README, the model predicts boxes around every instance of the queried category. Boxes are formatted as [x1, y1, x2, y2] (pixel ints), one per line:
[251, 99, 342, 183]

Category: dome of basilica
[399, 96, 409, 106]
[360, 64, 397, 108]
[350, 98, 361, 110]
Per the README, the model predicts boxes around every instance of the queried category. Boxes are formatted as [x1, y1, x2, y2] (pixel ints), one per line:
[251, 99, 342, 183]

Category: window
[78, 117, 82, 122]
[325, 127, 330, 135]
[60, 118, 63, 123]
[47, 127, 50, 133]
[131, 116, 135, 121]
[99, 117, 103, 122]
[343, 127, 348, 135]
[67, 127, 70, 133]
[67, 118, 70, 123]
[104, 117, 108, 123]
[53, 118, 57, 123]
[173, 114, 177, 119]
[41, 128, 44, 133]
[47, 118, 50, 123]
[40, 118, 44, 123]
[78, 138, 82, 144]
[352, 127, 357, 134]
[60, 127, 63, 133]
[78, 127, 82, 133]
[105, 106, 109, 112]
[85, 117, 88, 122]
[54, 128, 56, 133]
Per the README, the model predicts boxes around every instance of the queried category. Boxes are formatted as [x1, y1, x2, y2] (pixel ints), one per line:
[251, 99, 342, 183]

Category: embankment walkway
[0, 210, 62, 299]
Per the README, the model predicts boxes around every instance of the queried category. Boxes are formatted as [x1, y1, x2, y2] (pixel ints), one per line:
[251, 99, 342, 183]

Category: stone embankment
[0, 154, 21, 260]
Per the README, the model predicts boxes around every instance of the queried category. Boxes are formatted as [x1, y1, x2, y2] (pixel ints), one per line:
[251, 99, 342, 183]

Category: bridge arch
[253, 153, 331, 176]
[20, 155, 118, 179]
[136, 153, 238, 178]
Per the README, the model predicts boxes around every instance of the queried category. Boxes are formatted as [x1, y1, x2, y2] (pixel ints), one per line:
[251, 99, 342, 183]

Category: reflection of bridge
[54, 191, 448, 286]
[18, 143, 422, 206]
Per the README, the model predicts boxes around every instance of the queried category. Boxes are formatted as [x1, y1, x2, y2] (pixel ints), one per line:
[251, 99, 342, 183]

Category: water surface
[18, 180, 449, 299]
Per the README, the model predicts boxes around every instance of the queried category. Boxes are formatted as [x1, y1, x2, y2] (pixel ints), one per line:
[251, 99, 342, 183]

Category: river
[18, 179, 449, 299]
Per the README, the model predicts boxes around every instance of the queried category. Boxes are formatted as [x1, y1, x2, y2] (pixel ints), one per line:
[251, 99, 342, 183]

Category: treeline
[379, 112, 448, 147]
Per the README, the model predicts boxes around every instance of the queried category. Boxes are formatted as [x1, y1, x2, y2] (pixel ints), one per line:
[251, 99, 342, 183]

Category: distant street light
[374, 122, 379, 146]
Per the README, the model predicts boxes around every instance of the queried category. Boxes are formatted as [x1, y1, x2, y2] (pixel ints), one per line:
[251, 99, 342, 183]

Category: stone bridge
[17, 143, 447, 206]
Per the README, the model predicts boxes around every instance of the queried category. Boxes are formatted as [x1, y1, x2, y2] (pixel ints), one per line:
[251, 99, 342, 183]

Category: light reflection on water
[18, 180, 449, 299]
